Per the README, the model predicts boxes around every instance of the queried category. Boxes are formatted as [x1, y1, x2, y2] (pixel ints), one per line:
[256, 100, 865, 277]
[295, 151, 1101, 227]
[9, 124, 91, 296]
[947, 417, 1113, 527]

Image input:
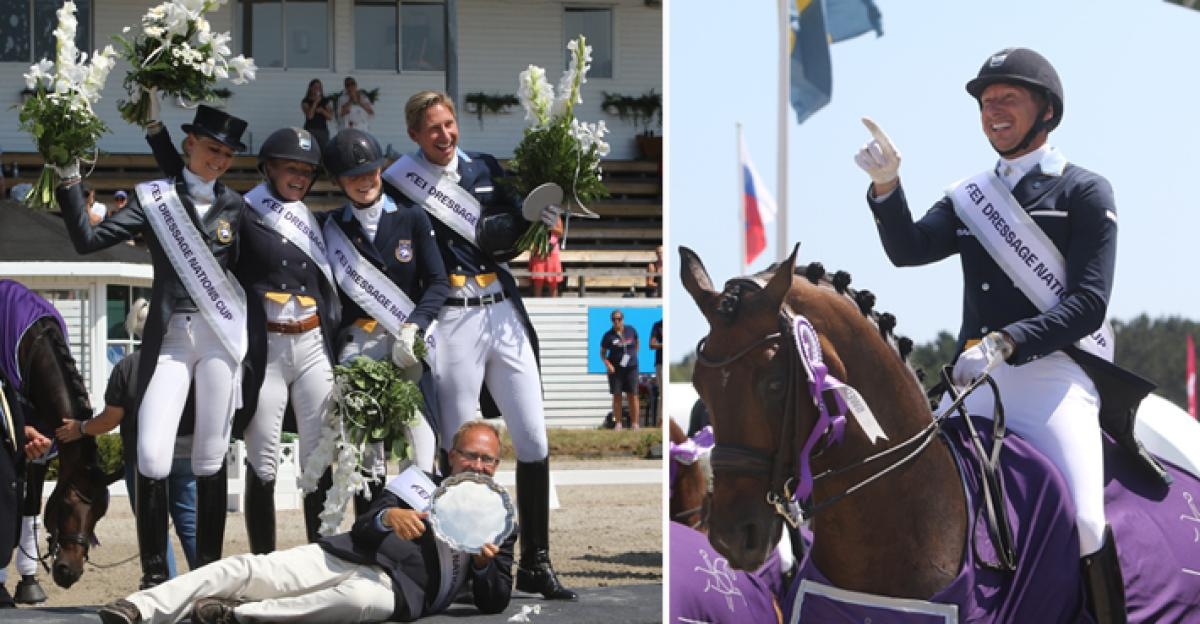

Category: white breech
[243, 328, 333, 482]
[432, 288, 548, 462]
[126, 543, 395, 623]
[138, 314, 240, 479]
[958, 351, 1105, 556]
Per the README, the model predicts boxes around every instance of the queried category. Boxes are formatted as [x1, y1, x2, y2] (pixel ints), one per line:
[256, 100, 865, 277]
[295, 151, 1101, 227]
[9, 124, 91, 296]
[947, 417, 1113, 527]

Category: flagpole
[737, 123, 748, 273]
[776, 0, 790, 262]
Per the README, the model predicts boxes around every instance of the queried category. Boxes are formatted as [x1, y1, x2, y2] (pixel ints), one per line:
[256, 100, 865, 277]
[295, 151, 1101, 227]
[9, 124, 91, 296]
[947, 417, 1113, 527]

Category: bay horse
[1, 280, 118, 588]
[681, 246, 1200, 623]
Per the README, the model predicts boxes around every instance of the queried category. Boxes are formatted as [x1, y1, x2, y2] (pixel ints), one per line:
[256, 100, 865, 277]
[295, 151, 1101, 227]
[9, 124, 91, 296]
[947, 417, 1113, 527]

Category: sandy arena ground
[3, 460, 662, 608]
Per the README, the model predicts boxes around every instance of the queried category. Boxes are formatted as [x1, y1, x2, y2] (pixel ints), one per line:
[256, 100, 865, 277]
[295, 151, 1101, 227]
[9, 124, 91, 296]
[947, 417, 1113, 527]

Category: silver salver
[429, 472, 516, 554]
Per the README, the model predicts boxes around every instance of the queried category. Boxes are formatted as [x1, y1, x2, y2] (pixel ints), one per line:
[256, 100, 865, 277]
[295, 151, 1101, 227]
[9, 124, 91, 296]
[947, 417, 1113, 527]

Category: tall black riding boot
[303, 468, 332, 543]
[135, 473, 170, 589]
[243, 466, 276, 554]
[194, 466, 228, 567]
[1081, 526, 1127, 624]
[515, 458, 578, 600]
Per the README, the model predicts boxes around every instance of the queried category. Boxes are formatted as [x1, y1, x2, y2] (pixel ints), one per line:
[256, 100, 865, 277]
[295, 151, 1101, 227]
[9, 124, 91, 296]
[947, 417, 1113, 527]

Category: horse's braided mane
[44, 322, 94, 421]
[743, 260, 920, 374]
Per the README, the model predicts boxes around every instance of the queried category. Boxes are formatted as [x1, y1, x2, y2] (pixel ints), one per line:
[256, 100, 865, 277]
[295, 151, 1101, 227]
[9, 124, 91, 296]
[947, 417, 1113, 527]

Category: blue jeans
[125, 457, 198, 576]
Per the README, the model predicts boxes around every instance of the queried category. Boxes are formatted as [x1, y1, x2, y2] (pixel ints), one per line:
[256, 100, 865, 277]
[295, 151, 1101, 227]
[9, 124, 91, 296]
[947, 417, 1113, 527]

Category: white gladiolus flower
[24, 59, 55, 90]
[178, 0, 207, 18]
[227, 54, 256, 84]
[518, 65, 553, 126]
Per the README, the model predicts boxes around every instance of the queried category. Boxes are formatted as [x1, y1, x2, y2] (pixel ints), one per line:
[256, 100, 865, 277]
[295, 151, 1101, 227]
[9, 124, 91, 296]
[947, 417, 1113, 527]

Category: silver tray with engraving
[429, 472, 515, 554]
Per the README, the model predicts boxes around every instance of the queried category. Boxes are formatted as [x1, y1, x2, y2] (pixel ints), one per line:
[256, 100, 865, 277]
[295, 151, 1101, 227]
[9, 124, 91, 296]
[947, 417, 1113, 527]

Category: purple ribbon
[791, 315, 848, 502]
[669, 425, 715, 498]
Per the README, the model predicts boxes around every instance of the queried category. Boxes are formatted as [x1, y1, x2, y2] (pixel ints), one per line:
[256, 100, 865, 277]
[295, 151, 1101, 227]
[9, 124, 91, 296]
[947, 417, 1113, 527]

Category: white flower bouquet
[17, 1, 117, 211]
[506, 35, 610, 257]
[115, 0, 256, 127]
[299, 356, 425, 536]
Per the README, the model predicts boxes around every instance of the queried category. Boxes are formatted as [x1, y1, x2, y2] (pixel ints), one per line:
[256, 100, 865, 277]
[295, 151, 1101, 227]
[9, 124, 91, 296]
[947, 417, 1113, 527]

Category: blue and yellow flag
[789, 0, 882, 125]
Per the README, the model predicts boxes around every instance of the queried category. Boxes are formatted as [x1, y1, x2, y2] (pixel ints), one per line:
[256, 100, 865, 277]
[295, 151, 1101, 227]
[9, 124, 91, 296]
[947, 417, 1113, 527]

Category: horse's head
[681, 245, 929, 571]
[42, 445, 118, 588]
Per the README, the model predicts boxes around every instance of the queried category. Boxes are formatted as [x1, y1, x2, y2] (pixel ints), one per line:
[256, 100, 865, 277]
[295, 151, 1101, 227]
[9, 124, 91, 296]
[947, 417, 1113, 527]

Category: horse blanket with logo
[783, 415, 1200, 623]
[0, 280, 66, 393]
[670, 521, 785, 623]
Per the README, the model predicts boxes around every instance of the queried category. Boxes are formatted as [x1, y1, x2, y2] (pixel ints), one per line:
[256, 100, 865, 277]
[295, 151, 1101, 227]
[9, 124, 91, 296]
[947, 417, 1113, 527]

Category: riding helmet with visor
[323, 129, 386, 178]
[257, 127, 322, 194]
[965, 47, 1063, 156]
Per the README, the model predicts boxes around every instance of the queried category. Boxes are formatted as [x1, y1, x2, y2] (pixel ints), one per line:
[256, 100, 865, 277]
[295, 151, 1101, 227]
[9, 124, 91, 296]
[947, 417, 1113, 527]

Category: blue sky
[666, 0, 1200, 361]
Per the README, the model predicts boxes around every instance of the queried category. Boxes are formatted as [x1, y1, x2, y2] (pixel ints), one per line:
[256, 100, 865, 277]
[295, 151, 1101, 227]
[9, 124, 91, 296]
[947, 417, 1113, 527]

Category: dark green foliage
[333, 356, 424, 460]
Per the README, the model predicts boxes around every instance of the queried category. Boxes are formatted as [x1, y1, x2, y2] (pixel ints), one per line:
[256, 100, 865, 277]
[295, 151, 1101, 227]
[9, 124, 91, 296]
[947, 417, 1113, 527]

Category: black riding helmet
[257, 127, 322, 195]
[323, 129, 386, 178]
[965, 47, 1063, 156]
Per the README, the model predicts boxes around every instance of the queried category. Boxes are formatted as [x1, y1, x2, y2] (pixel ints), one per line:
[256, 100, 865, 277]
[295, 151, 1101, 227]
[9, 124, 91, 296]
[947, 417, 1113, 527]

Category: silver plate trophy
[429, 472, 516, 554]
[521, 182, 565, 221]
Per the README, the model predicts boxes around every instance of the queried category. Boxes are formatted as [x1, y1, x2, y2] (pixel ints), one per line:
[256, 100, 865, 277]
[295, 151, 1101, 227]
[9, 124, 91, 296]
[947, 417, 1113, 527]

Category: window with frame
[105, 285, 151, 370]
[236, 0, 330, 69]
[0, 0, 92, 63]
[353, 0, 444, 72]
[564, 7, 612, 78]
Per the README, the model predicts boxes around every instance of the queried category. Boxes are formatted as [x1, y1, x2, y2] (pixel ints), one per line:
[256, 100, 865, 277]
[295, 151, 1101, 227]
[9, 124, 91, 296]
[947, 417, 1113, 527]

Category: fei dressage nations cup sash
[948, 171, 1114, 361]
[386, 465, 470, 613]
[383, 155, 483, 248]
[243, 183, 337, 294]
[322, 218, 437, 354]
[138, 180, 248, 363]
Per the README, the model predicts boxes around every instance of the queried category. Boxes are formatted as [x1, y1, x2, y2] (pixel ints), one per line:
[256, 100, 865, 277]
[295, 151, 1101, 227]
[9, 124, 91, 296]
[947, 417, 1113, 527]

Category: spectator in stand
[650, 319, 663, 427]
[528, 213, 564, 297]
[337, 76, 375, 132]
[645, 245, 663, 297]
[110, 190, 130, 217]
[84, 183, 108, 225]
[301, 79, 334, 149]
[600, 309, 640, 430]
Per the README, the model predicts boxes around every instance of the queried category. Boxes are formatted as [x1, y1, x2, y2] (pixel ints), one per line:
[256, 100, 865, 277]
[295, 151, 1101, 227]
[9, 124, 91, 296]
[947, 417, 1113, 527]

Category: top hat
[182, 105, 248, 152]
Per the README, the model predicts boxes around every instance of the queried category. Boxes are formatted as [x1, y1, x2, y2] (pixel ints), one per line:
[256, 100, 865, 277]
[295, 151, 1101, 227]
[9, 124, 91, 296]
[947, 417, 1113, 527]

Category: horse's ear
[680, 246, 721, 322]
[763, 243, 799, 308]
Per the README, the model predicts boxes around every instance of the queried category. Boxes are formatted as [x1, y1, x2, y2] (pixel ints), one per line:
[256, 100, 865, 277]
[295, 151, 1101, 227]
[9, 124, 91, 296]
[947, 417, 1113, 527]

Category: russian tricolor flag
[739, 128, 777, 266]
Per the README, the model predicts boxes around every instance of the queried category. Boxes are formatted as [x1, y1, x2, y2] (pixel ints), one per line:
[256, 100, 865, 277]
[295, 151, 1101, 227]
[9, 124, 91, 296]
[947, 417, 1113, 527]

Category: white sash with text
[323, 218, 416, 338]
[948, 171, 1114, 361]
[243, 183, 337, 294]
[385, 466, 470, 613]
[383, 155, 483, 247]
[138, 179, 248, 363]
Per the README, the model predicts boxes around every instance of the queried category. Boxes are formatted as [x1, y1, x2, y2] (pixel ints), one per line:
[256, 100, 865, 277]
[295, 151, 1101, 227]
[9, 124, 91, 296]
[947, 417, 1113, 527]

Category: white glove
[951, 332, 1014, 387]
[52, 160, 81, 180]
[146, 87, 161, 125]
[539, 203, 563, 228]
[854, 117, 902, 185]
[391, 323, 420, 369]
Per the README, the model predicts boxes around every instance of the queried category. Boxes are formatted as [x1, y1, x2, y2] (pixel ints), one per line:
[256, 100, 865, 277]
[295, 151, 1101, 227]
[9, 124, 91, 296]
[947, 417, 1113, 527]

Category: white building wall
[0, 0, 661, 159]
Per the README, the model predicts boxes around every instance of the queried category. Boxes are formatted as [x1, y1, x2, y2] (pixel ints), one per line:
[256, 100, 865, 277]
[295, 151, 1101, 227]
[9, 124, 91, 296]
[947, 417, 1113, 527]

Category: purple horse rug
[0, 279, 66, 393]
[783, 415, 1200, 623]
[670, 521, 785, 624]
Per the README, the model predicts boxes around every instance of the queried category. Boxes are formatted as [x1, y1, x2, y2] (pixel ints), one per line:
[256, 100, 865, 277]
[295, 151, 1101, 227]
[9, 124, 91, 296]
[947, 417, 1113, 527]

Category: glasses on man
[453, 448, 500, 467]
[611, 315, 623, 321]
